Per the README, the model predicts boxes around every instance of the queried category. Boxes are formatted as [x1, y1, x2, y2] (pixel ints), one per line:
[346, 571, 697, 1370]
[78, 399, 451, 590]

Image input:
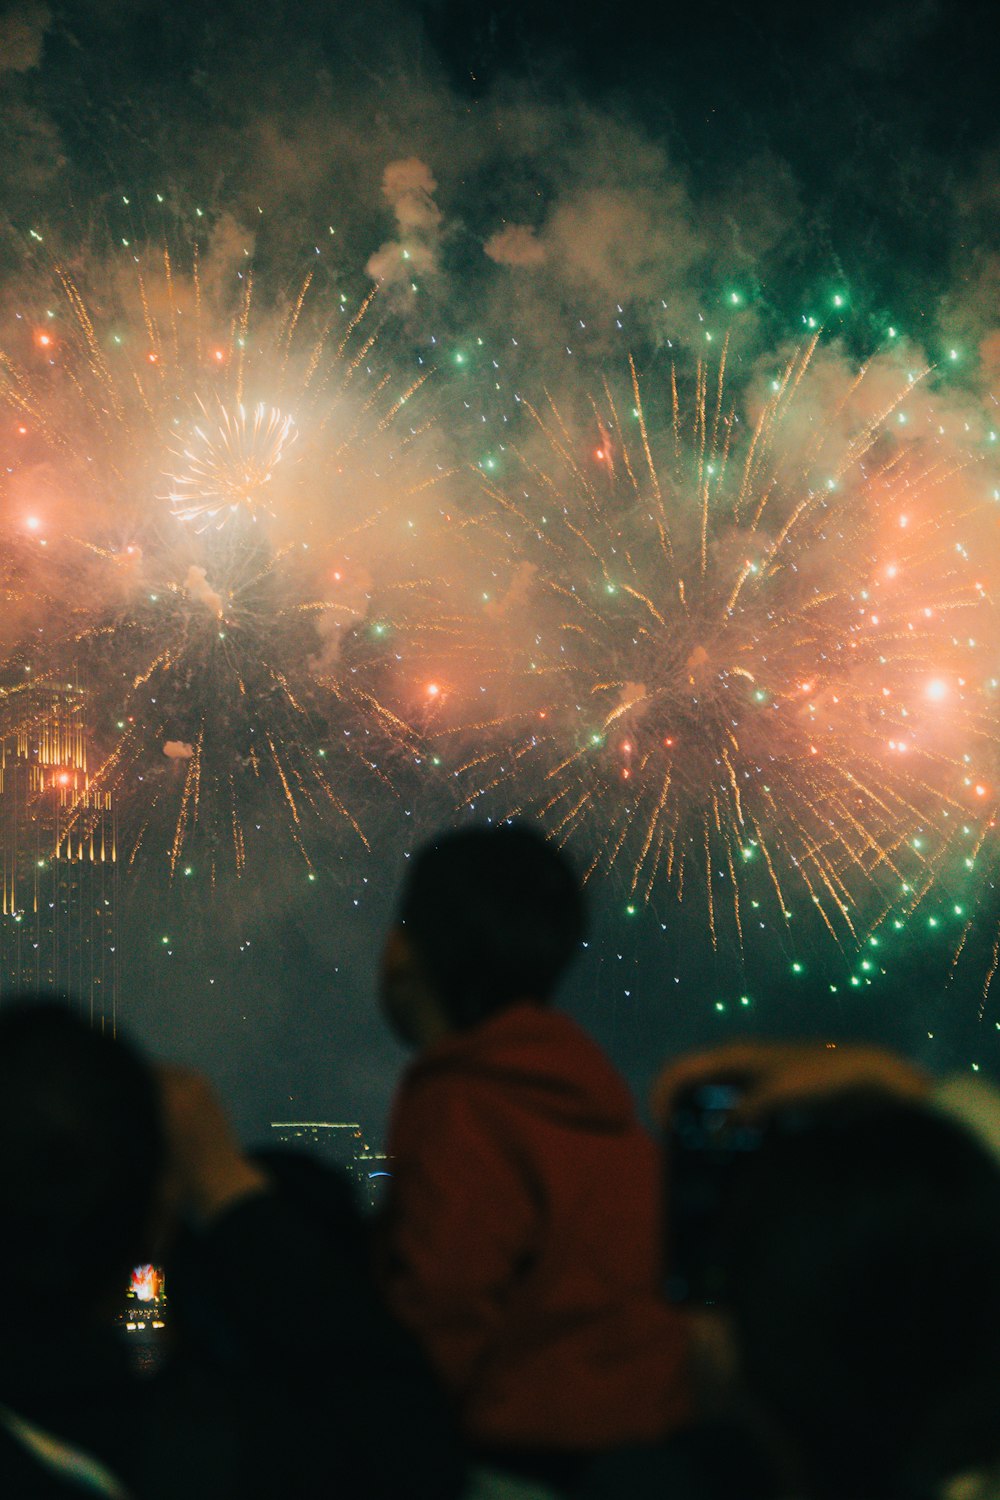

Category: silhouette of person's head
[381, 823, 586, 1045]
[723, 1090, 1000, 1500]
[0, 999, 163, 1332]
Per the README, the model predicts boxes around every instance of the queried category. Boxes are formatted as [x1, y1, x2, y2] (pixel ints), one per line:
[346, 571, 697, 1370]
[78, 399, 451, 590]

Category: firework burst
[163, 397, 299, 529]
[0, 238, 442, 880]
[450, 338, 998, 961]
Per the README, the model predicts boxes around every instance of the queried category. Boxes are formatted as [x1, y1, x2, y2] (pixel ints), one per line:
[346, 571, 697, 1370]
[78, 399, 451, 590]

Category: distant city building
[271, 1120, 367, 1165]
[0, 679, 118, 1027]
[270, 1120, 392, 1209]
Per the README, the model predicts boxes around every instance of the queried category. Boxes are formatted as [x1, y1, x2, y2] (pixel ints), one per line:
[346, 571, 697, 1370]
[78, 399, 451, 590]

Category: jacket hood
[405, 1002, 637, 1131]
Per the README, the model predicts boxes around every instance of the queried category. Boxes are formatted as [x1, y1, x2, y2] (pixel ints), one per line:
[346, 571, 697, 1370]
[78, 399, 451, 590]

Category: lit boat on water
[121, 1264, 167, 1335]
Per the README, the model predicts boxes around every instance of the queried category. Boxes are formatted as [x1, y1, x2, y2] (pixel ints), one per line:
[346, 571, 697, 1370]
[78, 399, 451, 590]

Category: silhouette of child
[377, 825, 691, 1491]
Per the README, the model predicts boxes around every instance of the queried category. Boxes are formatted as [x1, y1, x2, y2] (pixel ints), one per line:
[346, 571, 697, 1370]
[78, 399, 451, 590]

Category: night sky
[1, 0, 998, 1144]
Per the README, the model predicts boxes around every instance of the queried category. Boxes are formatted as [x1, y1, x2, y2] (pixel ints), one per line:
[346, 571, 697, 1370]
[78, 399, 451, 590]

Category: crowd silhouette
[2, 823, 1000, 1499]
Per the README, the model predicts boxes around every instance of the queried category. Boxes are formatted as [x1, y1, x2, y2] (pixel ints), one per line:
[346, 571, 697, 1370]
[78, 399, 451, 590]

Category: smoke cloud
[184, 565, 224, 618]
[0, 4, 50, 73]
[484, 224, 546, 268]
[366, 157, 443, 287]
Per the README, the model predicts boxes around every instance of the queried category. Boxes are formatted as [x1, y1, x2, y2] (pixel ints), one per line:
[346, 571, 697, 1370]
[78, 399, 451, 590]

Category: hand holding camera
[657, 1041, 928, 1306]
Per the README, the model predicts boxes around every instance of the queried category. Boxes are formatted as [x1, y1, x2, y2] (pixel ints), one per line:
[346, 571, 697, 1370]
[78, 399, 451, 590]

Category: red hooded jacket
[378, 1002, 692, 1452]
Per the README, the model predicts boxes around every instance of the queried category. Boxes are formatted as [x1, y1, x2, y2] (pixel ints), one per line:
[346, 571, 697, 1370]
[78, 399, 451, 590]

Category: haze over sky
[1, 0, 998, 1142]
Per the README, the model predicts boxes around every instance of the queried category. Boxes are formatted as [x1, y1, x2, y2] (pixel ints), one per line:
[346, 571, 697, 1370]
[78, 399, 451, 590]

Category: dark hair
[0, 998, 164, 1325]
[723, 1090, 1000, 1500]
[398, 822, 586, 1029]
